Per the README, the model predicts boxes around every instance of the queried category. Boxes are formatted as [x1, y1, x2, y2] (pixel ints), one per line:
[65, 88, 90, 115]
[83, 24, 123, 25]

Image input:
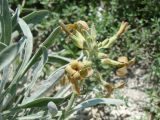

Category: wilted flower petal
[65, 60, 93, 94]
[72, 79, 80, 95]
[114, 81, 125, 89]
[128, 57, 136, 67]
[116, 66, 128, 77]
[65, 65, 77, 76]
[104, 83, 114, 97]
[118, 56, 129, 64]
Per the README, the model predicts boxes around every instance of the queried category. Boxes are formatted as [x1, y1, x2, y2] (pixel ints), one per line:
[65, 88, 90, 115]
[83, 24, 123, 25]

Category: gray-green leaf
[23, 10, 49, 27]
[73, 98, 124, 112]
[0, 0, 12, 45]
[0, 37, 26, 71]
[22, 67, 65, 103]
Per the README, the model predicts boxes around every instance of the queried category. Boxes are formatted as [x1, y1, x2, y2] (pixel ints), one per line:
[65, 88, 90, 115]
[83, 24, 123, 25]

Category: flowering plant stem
[66, 93, 77, 111]
[59, 93, 77, 120]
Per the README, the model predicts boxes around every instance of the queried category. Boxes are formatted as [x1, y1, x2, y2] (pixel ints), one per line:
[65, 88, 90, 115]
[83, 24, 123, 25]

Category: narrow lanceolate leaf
[73, 98, 124, 112]
[23, 47, 48, 100]
[21, 26, 61, 78]
[0, 37, 26, 71]
[0, 113, 2, 120]
[11, 7, 20, 30]
[42, 26, 61, 48]
[18, 18, 33, 70]
[19, 96, 70, 108]
[0, 42, 6, 51]
[22, 67, 65, 103]
[54, 84, 71, 98]
[1, 83, 17, 111]
[23, 10, 49, 26]
[0, 66, 9, 96]
[0, 0, 12, 45]
[10, 18, 33, 83]
[17, 111, 45, 120]
[48, 54, 71, 64]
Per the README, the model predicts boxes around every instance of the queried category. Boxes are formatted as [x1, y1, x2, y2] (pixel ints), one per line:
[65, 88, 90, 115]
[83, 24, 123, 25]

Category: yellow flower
[64, 60, 93, 94]
[101, 56, 135, 77]
[116, 56, 135, 77]
[104, 81, 125, 97]
[61, 20, 89, 33]
[60, 20, 89, 49]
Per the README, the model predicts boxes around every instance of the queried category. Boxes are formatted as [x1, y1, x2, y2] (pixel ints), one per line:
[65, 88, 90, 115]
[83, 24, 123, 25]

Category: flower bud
[70, 31, 85, 49]
[76, 20, 89, 30]
[116, 21, 129, 37]
[48, 101, 58, 116]
[116, 66, 127, 77]
[101, 58, 125, 67]
[102, 35, 118, 49]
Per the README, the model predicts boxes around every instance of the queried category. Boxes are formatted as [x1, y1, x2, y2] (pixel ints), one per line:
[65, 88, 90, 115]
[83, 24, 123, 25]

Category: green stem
[65, 93, 76, 113]
[59, 93, 77, 120]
